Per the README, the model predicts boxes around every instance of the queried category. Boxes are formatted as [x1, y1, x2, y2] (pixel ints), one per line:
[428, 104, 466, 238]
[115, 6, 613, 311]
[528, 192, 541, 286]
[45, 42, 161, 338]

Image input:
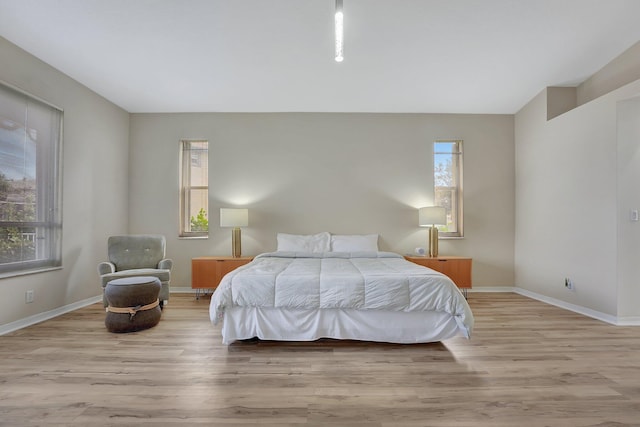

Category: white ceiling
[1, 0, 640, 114]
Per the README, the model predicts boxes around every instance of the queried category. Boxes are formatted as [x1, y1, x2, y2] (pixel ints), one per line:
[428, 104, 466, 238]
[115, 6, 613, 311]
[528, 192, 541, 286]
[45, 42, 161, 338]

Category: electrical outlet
[564, 278, 574, 290]
[25, 290, 34, 303]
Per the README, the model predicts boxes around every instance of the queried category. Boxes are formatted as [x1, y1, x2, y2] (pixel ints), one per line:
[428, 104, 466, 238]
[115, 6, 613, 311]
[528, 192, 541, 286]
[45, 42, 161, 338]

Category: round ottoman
[105, 276, 162, 333]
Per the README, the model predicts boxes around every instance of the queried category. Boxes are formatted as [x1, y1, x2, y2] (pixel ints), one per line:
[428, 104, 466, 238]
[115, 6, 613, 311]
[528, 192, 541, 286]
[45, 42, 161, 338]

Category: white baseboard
[0, 295, 102, 336]
[512, 287, 634, 326]
[617, 316, 640, 326]
[468, 286, 515, 293]
[170, 287, 197, 293]
[3, 285, 638, 335]
[469, 285, 640, 326]
[0, 288, 196, 335]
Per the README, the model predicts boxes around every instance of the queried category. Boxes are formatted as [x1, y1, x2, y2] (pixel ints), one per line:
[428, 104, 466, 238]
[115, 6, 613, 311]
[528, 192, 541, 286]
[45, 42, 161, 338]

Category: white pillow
[276, 232, 331, 253]
[330, 234, 379, 252]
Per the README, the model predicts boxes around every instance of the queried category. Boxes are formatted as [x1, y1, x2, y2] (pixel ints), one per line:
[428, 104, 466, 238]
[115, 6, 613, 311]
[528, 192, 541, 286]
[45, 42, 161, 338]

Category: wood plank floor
[1, 293, 639, 426]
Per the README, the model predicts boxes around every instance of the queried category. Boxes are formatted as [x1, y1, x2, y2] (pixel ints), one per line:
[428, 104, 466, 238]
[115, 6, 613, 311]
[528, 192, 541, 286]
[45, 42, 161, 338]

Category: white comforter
[210, 252, 474, 337]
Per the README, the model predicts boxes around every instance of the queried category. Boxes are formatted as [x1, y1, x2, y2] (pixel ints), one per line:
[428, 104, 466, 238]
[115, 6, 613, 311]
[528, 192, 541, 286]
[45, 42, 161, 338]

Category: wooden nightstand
[405, 256, 472, 297]
[191, 256, 253, 299]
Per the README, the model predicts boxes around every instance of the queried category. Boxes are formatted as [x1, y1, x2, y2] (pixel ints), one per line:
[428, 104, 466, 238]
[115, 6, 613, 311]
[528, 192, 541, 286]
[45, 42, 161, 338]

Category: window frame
[434, 139, 463, 238]
[179, 139, 209, 238]
[0, 81, 63, 276]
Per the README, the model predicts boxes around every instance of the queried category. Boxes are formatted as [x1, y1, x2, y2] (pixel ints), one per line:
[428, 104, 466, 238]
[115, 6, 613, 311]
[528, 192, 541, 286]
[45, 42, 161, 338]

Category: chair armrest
[158, 259, 173, 270]
[97, 262, 116, 275]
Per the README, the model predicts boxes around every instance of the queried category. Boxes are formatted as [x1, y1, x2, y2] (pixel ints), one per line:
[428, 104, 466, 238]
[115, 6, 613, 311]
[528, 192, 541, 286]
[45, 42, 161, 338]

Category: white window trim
[434, 140, 463, 238]
[0, 80, 63, 276]
[179, 139, 209, 238]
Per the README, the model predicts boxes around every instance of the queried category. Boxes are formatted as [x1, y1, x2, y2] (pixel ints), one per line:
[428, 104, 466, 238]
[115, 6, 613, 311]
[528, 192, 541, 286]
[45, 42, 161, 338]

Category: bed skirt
[218, 306, 466, 345]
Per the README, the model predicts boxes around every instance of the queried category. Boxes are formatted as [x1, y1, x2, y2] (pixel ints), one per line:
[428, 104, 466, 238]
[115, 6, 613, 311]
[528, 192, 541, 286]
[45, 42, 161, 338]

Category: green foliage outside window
[190, 208, 209, 232]
[0, 173, 36, 263]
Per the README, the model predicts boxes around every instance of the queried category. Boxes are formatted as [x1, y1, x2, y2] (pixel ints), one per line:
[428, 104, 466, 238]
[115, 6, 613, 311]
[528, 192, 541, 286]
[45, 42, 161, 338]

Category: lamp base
[428, 226, 439, 257]
[231, 228, 242, 258]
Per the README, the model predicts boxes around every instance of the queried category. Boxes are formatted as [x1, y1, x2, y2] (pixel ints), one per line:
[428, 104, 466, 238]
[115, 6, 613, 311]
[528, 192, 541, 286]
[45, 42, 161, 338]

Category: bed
[209, 233, 474, 344]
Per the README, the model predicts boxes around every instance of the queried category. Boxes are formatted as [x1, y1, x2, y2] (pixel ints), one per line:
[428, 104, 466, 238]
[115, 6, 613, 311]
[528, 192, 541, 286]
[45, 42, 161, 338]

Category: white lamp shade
[418, 206, 446, 226]
[220, 208, 248, 227]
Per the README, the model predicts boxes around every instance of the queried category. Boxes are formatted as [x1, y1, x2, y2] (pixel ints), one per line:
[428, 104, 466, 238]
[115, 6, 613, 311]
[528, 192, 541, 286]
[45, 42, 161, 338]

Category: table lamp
[220, 208, 248, 258]
[418, 206, 446, 257]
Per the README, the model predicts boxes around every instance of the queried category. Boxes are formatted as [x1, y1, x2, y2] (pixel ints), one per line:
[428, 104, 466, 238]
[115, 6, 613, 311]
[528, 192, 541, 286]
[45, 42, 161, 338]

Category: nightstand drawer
[191, 256, 253, 290]
[405, 256, 472, 288]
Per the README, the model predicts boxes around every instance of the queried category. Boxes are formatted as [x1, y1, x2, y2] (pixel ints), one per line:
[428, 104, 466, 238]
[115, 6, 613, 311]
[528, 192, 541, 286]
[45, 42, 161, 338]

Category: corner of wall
[546, 87, 577, 120]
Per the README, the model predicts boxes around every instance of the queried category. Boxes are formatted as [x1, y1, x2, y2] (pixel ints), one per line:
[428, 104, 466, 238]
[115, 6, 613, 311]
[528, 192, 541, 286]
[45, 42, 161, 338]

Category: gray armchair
[98, 235, 172, 307]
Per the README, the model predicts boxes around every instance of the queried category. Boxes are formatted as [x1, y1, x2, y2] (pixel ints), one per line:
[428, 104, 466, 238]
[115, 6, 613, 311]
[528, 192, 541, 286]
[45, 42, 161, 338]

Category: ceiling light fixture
[335, 0, 344, 62]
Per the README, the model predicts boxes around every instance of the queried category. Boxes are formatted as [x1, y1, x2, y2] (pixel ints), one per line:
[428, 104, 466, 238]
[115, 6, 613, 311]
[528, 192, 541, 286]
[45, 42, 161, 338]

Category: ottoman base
[105, 276, 162, 333]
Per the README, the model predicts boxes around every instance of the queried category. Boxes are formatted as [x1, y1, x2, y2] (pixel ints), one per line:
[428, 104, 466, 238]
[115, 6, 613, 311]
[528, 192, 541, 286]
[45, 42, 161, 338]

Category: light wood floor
[1, 293, 640, 426]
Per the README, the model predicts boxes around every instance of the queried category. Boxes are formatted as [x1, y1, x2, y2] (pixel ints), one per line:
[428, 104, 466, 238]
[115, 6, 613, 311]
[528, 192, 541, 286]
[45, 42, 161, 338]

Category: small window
[0, 82, 63, 275]
[179, 140, 208, 237]
[434, 140, 463, 237]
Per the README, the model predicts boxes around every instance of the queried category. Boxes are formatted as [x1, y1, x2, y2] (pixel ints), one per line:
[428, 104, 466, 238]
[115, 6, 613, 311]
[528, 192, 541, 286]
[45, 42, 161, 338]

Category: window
[0, 82, 63, 275]
[434, 140, 463, 237]
[179, 140, 208, 237]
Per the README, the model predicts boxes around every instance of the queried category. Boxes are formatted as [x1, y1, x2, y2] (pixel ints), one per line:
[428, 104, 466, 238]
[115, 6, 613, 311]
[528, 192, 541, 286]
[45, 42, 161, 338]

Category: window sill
[0, 266, 63, 280]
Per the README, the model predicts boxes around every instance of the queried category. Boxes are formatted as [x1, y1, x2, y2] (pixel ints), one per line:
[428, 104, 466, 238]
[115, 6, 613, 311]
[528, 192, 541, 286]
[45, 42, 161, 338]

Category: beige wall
[0, 37, 130, 329]
[577, 41, 640, 107]
[2, 28, 637, 330]
[129, 113, 515, 289]
[515, 80, 640, 318]
[616, 97, 640, 320]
